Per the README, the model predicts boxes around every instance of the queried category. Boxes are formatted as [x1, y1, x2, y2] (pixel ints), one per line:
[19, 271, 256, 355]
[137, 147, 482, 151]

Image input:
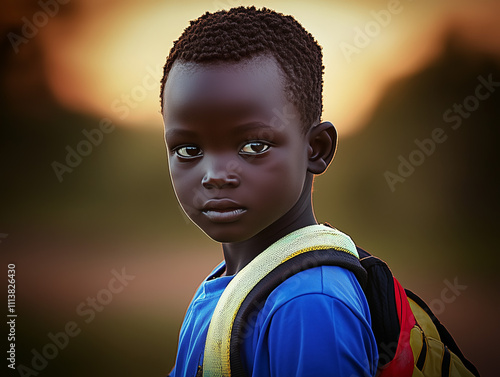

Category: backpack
[202, 224, 480, 377]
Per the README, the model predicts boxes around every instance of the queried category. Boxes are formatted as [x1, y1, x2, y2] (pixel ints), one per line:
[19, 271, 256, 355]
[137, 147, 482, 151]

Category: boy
[160, 6, 378, 377]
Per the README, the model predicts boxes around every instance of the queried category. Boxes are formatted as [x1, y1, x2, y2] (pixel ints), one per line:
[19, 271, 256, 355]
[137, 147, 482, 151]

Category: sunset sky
[7, 0, 498, 136]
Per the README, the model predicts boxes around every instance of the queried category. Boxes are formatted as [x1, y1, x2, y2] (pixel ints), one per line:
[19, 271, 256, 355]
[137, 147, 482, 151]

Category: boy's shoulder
[261, 264, 370, 319]
[238, 265, 377, 376]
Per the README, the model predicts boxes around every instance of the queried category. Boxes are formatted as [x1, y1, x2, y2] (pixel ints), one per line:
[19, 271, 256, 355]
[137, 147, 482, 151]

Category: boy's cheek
[170, 178, 202, 216]
[168, 163, 186, 186]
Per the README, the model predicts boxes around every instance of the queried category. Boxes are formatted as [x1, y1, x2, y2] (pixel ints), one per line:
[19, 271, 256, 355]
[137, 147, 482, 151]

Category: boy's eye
[240, 142, 270, 155]
[174, 146, 203, 158]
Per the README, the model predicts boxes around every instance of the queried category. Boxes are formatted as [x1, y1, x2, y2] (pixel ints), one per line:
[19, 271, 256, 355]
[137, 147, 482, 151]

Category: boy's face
[163, 55, 311, 243]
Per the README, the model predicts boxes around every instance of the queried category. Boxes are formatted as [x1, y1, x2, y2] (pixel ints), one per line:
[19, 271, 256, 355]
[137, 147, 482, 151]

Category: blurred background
[1, 0, 499, 375]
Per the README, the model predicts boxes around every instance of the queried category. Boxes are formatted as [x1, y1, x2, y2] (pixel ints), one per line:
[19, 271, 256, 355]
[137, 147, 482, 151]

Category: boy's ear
[307, 121, 337, 175]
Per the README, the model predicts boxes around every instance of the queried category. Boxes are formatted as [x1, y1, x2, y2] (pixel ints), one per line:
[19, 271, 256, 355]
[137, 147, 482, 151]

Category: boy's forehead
[163, 55, 289, 118]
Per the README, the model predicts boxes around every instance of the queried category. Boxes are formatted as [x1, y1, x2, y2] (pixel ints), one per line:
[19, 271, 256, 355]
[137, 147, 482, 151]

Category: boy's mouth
[201, 199, 247, 223]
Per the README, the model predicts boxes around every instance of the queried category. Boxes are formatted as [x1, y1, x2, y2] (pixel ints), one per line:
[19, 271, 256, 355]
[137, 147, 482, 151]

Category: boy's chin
[195, 223, 254, 244]
[200, 229, 248, 244]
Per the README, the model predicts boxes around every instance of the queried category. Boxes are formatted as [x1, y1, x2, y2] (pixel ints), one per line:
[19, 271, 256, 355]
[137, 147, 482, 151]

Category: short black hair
[159, 6, 324, 131]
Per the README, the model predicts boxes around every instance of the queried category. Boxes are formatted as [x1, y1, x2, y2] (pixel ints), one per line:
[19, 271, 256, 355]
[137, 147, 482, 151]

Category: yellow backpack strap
[202, 224, 359, 377]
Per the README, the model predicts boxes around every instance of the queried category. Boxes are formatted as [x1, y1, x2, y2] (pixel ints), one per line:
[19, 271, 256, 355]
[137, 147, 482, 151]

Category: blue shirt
[168, 262, 378, 377]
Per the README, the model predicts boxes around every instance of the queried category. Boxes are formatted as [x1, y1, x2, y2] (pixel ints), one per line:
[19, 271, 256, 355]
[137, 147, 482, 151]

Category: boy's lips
[201, 199, 247, 223]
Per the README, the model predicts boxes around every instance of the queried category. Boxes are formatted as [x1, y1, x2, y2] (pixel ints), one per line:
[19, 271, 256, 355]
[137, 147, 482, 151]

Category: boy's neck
[221, 179, 317, 276]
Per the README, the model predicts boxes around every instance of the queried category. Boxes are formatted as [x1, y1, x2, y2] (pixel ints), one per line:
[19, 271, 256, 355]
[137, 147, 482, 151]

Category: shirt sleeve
[250, 293, 378, 377]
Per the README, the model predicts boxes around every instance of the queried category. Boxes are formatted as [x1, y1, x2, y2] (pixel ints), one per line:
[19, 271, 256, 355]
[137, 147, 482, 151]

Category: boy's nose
[201, 161, 240, 190]
[202, 176, 239, 189]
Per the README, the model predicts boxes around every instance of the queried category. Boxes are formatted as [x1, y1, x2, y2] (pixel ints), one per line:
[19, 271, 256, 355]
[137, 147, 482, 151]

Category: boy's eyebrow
[164, 128, 198, 141]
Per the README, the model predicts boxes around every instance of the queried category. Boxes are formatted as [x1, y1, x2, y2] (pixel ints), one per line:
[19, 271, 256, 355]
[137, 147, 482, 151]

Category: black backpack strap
[405, 289, 480, 377]
[230, 248, 366, 377]
[356, 246, 401, 368]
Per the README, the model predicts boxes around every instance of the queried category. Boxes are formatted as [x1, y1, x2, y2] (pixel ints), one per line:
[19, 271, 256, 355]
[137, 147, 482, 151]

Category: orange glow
[37, 0, 500, 136]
